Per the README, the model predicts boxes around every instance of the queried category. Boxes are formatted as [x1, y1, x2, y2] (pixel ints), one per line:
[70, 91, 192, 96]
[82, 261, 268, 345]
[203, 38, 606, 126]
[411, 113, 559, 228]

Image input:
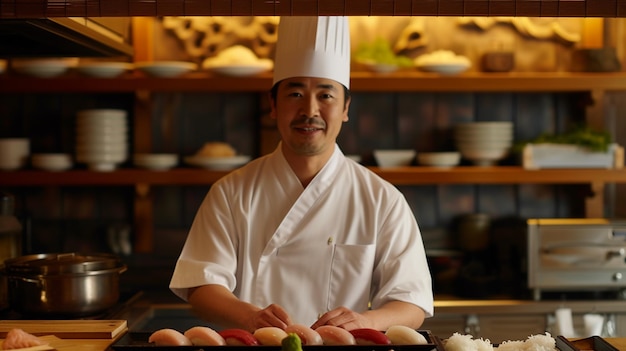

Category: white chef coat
[170, 144, 433, 326]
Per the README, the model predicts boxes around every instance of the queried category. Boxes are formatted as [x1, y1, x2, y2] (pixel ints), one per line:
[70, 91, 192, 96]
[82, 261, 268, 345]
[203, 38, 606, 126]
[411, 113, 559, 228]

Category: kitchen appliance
[4, 253, 127, 317]
[527, 218, 626, 300]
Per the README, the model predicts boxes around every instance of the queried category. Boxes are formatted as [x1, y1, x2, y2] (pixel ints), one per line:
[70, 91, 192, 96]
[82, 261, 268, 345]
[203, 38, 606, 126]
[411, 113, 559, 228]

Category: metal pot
[4, 252, 127, 317]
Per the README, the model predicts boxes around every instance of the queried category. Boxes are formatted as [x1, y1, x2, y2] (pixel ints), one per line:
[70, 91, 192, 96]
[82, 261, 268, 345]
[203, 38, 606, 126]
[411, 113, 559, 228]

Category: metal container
[527, 218, 626, 300]
[5, 252, 127, 317]
[0, 192, 22, 310]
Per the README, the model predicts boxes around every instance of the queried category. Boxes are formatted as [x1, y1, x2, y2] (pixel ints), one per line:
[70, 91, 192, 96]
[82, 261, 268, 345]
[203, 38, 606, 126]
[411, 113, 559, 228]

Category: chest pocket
[327, 243, 376, 313]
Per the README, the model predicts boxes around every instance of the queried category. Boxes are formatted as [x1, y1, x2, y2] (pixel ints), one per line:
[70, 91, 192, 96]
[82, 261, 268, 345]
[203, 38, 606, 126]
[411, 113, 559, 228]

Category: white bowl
[184, 155, 251, 170]
[460, 148, 510, 166]
[417, 152, 461, 168]
[76, 125, 128, 136]
[454, 131, 513, 141]
[456, 140, 512, 149]
[76, 143, 128, 153]
[454, 121, 513, 131]
[12, 59, 74, 78]
[417, 62, 470, 75]
[31, 153, 73, 172]
[76, 134, 128, 144]
[76, 62, 134, 78]
[76, 152, 127, 163]
[77, 109, 127, 121]
[373, 149, 416, 168]
[135, 61, 197, 77]
[86, 162, 119, 172]
[133, 153, 178, 171]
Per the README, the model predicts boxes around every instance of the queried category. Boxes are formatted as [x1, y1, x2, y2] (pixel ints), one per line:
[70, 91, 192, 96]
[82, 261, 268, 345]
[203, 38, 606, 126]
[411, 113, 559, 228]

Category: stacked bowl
[75, 109, 128, 171]
[454, 122, 513, 166]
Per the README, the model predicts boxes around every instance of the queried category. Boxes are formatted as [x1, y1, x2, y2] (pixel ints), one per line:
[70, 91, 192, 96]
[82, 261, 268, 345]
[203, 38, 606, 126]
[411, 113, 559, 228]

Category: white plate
[184, 155, 251, 170]
[417, 63, 470, 75]
[12, 59, 72, 78]
[77, 62, 134, 78]
[133, 153, 178, 171]
[206, 63, 272, 77]
[135, 61, 197, 77]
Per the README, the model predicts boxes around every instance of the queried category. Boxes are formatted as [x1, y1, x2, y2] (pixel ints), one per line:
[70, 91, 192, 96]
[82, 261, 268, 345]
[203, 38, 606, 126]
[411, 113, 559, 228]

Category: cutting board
[0, 320, 127, 339]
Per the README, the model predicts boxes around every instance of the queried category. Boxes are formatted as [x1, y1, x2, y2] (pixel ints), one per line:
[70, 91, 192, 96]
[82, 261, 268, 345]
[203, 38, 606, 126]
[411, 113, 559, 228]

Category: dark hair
[270, 81, 351, 109]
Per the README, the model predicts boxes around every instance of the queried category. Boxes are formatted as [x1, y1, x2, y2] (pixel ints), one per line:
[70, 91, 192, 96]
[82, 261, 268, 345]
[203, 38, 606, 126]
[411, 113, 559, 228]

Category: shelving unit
[2, 72, 625, 251]
[2, 71, 626, 93]
[1, 166, 625, 186]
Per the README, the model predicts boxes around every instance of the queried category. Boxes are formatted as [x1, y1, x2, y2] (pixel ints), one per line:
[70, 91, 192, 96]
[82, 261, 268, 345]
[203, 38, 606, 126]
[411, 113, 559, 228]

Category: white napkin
[555, 308, 578, 338]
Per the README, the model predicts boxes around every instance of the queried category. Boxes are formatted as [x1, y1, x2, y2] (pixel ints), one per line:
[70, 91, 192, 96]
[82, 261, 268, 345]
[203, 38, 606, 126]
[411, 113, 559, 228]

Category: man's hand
[310, 306, 372, 331]
[251, 303, 293, 330]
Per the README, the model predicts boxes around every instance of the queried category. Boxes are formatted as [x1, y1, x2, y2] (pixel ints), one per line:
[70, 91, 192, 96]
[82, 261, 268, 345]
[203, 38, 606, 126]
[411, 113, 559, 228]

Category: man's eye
[289, 92, 303, 97]
[320, 93, 333, 99]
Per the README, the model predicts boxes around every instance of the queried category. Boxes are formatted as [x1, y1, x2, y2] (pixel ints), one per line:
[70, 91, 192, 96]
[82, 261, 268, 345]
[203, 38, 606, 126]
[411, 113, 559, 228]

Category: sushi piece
[253, 327, 289, 346]
[350, 328, 391, 345]
[184, 326, 226, 346]
[284, 324, 323, 345]
[218, 328, 259, 346]
[148, 328, 192, 346]
[314, 325, 356, 345]
[385, 325, 428, 345]
[1, 328, 48, 350]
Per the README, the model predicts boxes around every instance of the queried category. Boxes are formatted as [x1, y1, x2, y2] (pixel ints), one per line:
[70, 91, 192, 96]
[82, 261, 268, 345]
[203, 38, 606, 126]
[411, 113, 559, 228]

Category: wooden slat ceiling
[1, 0, 626, 18]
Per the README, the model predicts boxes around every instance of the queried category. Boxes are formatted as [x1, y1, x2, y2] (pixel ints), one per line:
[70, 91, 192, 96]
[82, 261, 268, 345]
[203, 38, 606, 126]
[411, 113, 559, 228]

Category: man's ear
[343, 96, 351, 122]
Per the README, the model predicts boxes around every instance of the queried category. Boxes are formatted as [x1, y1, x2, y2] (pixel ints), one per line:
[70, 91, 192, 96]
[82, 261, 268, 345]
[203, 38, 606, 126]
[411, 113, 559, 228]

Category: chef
[170, 16, 433, 332]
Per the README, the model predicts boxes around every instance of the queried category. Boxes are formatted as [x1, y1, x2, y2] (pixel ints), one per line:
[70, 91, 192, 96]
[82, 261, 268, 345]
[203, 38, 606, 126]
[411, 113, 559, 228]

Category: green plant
[514, 125, 612, 153]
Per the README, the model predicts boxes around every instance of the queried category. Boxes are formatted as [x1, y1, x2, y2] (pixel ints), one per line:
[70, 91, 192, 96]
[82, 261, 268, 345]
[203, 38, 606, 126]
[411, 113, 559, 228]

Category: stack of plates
[454, 122, 514, 166]
[75, 109, 128, 171]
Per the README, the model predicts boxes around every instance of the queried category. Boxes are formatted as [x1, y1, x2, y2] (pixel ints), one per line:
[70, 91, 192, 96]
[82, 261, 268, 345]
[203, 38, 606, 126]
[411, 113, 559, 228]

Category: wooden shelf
[1, 0, 624, 18]
[2, 72, 626, 93]
[2, 167, 625, 186]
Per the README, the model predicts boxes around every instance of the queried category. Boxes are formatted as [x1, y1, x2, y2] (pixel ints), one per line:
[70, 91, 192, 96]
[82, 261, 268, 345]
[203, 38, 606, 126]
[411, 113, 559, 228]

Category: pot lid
[5, 253, 121, 275]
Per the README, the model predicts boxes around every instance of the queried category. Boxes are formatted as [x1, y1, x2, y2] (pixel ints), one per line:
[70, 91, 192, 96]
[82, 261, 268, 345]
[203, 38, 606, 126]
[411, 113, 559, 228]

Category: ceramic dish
[133, 153, 178, 171]
[135, 61, 197, 77]
[417, 152, 461, 168]
[184, 155, 251, 170]
[77, 62, 134, 78]
[205, 62, 273, 77]
[417, 62, 470, 75]
[31, 153, 73, 172]
[373, 149, 416, 168]
[12, 59, 73, 78]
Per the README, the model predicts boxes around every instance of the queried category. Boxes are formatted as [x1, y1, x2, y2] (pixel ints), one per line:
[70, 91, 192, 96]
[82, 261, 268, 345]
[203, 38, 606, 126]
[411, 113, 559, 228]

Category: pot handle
[6, 275, 42, 286]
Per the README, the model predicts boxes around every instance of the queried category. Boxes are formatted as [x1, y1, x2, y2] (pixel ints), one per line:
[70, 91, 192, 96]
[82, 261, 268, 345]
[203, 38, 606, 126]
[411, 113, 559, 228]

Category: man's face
[270, 77, 350, 158]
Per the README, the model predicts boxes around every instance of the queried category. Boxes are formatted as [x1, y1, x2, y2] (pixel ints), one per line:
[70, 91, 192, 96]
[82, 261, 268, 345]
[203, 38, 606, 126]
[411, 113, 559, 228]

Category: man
[170, 16, 433, 332]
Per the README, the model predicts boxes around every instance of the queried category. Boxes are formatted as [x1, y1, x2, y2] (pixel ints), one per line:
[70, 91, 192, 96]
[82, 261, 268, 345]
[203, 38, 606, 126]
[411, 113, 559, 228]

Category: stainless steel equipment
[5, 252, 127, 317]
[528, 218, 626, 300]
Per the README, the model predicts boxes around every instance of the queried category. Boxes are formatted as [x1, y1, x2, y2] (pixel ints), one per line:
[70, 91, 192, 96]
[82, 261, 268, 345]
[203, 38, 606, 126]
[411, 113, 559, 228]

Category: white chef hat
[273, 16, 351, 89]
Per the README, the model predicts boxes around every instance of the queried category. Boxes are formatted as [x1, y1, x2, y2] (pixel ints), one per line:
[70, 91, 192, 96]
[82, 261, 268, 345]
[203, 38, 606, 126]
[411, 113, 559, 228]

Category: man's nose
[300, 96, 319, 117]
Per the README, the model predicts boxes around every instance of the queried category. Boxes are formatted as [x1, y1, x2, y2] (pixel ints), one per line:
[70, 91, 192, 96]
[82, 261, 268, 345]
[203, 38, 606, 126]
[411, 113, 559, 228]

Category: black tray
[111, 330, 444, 351]
[556, 336, 619, 351]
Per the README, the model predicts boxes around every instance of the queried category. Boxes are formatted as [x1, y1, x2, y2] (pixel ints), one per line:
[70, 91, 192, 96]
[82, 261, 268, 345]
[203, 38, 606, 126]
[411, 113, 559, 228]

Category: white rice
[443, 332, 494, 351]
[443, 332, 556, 351]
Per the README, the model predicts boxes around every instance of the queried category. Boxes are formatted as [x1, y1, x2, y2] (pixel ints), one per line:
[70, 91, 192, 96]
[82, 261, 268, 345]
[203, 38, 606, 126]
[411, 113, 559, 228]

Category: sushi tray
[111, 330, 445, 351]
[556, 336, 619, 351]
